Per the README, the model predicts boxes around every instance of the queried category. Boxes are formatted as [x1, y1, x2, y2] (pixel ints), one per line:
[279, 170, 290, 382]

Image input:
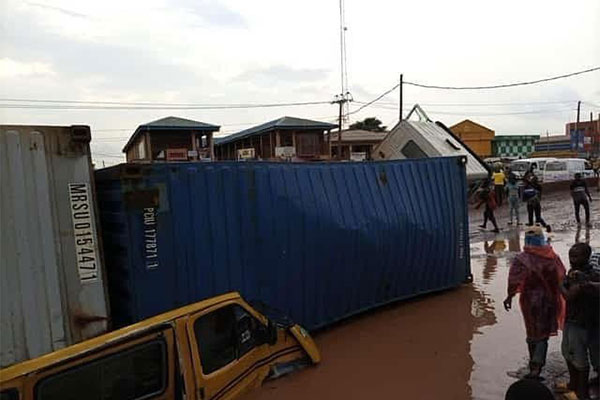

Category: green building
[492, 135, 540, 158]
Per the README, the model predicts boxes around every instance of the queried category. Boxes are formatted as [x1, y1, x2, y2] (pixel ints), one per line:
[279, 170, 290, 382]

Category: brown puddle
[243, 191, 600, 400]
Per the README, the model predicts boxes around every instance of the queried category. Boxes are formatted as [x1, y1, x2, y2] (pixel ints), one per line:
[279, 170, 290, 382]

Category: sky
[1, 0, 599, 166]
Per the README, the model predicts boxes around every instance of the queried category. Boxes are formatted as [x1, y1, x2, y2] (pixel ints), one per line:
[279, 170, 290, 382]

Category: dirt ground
[243, 189, 600, 400]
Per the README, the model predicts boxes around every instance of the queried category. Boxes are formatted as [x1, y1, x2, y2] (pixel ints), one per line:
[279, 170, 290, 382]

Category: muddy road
[243, 190, 600, 400]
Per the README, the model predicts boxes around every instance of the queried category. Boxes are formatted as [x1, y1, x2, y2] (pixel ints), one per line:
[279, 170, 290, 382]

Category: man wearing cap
[503, 226, 566, 379]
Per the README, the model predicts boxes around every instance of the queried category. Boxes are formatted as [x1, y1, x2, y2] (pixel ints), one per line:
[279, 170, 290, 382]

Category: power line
[354, 99, 584, 107]
[355, 103, 576, 116]
[404, 66, 600, 90]
[349, 67, 599, 115]
[348, 83, 400, 115]
[0, 100, 332, 110]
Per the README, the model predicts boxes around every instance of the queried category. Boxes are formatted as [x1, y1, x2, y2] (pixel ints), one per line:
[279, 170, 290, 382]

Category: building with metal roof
[328, 129, 387, 160]
[214, 116, 337, 161]
[122, 116, 220, 163]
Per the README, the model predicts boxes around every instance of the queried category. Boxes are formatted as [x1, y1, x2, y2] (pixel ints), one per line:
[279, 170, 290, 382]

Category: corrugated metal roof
[329, 129, 387, 143]
[123, 116, 220, 152]
[373, 120, 490, 181]
[141, 116, 220, 130]
[215, 116, 338, 146]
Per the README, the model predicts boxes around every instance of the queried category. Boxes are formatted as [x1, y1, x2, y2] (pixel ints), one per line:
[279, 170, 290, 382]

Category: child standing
[561, 243, 600, 399]
[505, 174, 521, 225]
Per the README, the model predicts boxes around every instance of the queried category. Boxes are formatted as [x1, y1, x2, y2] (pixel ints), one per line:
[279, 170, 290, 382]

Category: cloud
[236, 65, 330, 86]
[0, 58, 56, 78]
[178, 0, 246, 28]
[24, 1, 88, 18]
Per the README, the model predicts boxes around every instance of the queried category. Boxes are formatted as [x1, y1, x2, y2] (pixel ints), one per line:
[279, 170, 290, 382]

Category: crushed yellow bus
[0, 292, 320, 400]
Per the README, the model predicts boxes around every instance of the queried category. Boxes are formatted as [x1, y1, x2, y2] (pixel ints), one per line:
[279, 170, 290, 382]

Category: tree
[349, 117, 386, 132]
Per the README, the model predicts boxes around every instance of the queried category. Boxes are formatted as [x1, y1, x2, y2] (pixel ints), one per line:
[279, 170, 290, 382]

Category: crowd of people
[476, 165, 594, 234]
[502, 228, 599, 399]
[473, 164, 599, 399]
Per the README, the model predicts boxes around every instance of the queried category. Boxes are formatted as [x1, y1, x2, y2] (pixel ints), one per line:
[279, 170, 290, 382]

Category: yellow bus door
[187, 302, 272, 400]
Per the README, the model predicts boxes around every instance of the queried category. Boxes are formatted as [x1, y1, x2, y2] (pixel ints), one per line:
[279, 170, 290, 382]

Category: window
[545, 161, 566, 171]
[296, 133, 320, 156]
[36, 340, 166, 400]
[280, 132, 293, 147]
[401, 140, 427, 159]
[0, 389, 18, 400]
[137, 139, 146, 159]
[194, 305, 263, 374]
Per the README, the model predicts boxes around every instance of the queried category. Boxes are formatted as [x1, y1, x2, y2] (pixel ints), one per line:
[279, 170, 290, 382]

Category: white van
[542, 158, 594, 183]
[510, 158, 557, 180]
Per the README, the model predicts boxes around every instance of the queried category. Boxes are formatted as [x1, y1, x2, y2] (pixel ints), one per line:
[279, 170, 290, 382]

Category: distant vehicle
[542, 158, 594, 183]
[509, 158, 557, 180]
[0, 292, 320, 400]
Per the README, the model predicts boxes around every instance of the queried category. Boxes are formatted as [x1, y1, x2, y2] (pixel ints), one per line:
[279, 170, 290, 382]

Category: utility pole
[576, 100, 581, 152]
[332, 0, 351, 161]
[399, 74, 403, 121]
[333, 93, 351, 160]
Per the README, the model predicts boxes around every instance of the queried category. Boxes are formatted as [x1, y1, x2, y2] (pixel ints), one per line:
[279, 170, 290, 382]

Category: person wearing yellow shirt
[492, 168, 506, 206]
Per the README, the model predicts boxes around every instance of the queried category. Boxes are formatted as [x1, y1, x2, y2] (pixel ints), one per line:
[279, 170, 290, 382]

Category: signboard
[350, 152, 367, 161]
[275, 146, 296, 158]
[68, 183, 99, 283]
[166, 148, 188, 161]
[237, 148, 255, 159]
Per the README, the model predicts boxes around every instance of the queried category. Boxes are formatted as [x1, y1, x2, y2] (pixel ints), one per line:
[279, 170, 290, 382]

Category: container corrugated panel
[0, 125, 109, 367]
[95, 157, 470, 330]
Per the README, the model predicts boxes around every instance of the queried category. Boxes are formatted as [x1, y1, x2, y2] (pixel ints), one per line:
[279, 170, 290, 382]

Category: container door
[187, 303, 271, 400]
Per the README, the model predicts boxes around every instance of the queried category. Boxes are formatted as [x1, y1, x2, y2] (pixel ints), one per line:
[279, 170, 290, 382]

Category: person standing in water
[493, 166, 506, 206]
[476, 178, 500, 233]
[503, 226, 565, 379]
[505, 173, 521, 226]
[570, 172, 593, 227]
[522, 175, 551, 232]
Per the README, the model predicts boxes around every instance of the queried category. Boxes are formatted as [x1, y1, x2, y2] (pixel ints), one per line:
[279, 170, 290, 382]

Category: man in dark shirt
[570, 173, 593, 227]
[523, 176, 551, 232]
[561, 243, 600, 399]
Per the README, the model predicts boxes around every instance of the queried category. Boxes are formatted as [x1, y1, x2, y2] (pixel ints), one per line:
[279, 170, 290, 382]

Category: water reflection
[575, 226, 590, 244]
[507, 230, 521, 253]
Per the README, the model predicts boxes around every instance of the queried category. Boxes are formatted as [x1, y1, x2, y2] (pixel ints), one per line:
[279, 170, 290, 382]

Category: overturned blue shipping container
[95, 157, 470, 330]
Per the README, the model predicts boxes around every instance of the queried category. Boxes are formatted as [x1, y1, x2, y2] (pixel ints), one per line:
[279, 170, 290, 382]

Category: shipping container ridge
[1, 125, 109, 368]
[95, 157, 470, 331]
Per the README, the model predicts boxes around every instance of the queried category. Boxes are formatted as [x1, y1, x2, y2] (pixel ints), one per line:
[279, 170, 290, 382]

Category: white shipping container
[0, 125, 109, 367]
[372, 119, 489, 181]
